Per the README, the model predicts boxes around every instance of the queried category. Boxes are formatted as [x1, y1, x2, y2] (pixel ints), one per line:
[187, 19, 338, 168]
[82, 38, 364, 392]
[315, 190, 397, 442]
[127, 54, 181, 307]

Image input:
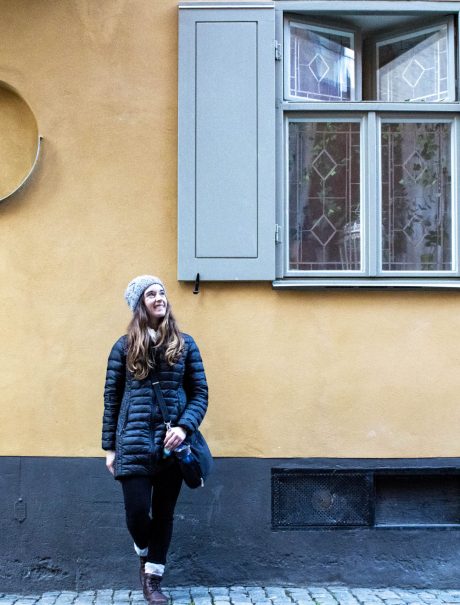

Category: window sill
[281, 102, 460, 111]
[272, 278, 460, 289]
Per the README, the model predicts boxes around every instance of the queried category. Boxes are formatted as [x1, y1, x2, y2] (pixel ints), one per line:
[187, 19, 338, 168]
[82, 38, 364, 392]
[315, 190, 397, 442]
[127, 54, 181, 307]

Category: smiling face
[143, 283, 168, 328]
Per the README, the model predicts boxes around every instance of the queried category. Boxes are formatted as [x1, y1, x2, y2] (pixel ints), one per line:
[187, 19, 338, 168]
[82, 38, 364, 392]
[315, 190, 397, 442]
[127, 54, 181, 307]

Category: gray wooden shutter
[178, 3, 275, 281]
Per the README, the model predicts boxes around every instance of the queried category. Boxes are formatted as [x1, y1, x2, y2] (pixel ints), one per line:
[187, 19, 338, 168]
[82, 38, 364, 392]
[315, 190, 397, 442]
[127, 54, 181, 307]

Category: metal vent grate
[272, 470, 374, 529]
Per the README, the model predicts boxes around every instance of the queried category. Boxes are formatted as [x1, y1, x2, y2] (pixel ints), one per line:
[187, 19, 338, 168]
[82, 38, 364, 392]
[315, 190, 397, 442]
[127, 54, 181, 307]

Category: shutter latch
[275, 40, 282, 61]
[193, 273, 200, 294]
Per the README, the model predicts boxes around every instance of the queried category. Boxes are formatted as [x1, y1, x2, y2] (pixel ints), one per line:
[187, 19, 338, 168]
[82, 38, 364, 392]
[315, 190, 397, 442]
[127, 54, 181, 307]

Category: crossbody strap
[151, 378, 172, 431]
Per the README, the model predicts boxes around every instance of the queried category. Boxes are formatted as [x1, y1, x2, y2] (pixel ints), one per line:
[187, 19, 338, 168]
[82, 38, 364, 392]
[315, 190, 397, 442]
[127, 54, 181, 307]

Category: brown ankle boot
[139, 556, 147, 584]
[143, 573, 168, 605]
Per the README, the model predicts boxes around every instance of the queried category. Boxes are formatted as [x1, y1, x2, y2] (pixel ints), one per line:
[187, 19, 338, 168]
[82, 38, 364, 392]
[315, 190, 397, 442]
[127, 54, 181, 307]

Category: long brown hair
[126, 297, 184, 380]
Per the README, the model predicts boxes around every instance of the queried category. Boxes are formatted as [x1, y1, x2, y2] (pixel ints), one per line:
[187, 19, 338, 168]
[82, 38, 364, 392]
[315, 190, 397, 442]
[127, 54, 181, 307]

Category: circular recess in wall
[0, 81, 41, 202]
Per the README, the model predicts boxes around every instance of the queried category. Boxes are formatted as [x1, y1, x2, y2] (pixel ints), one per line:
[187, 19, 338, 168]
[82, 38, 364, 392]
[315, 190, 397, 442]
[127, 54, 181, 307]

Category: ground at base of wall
[2, 586, 460, 605]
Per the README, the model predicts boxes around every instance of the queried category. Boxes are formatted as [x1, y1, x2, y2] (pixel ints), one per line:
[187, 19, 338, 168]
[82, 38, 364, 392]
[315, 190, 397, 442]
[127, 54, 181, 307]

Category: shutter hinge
[275, 224, 282, 244]
[275, 40, 282, 61]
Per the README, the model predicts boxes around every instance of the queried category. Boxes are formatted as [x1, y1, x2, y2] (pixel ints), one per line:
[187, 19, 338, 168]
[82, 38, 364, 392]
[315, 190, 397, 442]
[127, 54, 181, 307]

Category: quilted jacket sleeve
[178, 336, 208, 434]
[102, 337, 126, 451]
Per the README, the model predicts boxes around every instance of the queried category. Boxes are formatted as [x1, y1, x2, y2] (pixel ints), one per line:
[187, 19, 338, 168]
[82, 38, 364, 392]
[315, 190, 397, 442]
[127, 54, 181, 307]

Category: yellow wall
[1, 0, 459, 459]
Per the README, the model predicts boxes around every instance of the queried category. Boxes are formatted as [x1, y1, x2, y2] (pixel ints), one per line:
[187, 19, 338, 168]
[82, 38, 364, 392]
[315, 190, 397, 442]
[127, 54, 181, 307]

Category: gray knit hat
[124, 275, 166, 312]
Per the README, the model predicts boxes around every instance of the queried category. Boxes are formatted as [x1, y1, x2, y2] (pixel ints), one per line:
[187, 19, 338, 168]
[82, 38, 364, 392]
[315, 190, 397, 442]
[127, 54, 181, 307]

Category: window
[283, 16, 455, 104]
[278, 8, 460, 286]
[375, 23, 455, 103]
[178, 2, 460, 286]
[285, 21, 357, 102]
[288, 118, 362, 272]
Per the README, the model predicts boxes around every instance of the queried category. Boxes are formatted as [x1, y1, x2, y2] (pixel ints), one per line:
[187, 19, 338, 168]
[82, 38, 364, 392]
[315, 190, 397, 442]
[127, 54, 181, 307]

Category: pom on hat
[124, 275, 166, 312]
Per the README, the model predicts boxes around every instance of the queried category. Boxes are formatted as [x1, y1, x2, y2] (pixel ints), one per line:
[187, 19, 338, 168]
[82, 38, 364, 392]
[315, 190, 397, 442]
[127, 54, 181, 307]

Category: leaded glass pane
[289, 122, 361, 271]
[377, 26, 451, 102]
[381, 122, 452, 271]
[289, 22, 355, 101]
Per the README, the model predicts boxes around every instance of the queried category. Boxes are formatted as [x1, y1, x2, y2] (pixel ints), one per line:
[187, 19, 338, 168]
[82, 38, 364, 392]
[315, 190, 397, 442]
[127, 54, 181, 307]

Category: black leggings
[120, 461, 183, 564]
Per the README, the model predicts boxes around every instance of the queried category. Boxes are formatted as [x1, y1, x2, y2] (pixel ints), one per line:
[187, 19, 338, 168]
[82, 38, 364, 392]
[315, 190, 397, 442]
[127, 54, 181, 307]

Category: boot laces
[146, 574, 162, 591]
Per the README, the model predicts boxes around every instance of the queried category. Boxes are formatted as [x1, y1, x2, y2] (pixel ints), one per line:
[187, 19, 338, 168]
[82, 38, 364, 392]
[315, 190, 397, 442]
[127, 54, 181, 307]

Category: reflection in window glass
[381, 122, 452, 271]
[289, 22, 355, 101]
[289, 122, 361, 271]
[377, 26, 450, 102]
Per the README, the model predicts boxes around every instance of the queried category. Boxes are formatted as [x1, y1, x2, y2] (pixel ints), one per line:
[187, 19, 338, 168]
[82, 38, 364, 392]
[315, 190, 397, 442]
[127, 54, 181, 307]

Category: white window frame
[376, 116, 459, 277]
[274, 1, 460, 288]
[373, 18, 456, 103]
[283, 18, 360, 102]
[284, 114, 367, 277]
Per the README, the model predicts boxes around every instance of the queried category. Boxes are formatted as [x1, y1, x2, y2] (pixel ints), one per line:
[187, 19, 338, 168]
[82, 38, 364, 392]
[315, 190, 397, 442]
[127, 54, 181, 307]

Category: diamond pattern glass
[377, 26, 450, 102]
[381, 122, 452, 271]
[289, 122, 361, 271]
[289, 22, 355, 101]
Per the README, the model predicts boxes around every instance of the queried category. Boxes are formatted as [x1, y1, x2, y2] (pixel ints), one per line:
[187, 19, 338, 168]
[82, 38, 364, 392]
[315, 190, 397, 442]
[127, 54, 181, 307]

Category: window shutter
[178, 4, 275, 281]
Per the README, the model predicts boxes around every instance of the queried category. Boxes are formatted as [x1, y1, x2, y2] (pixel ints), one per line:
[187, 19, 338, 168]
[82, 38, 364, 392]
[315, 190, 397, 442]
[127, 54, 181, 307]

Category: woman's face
[143, 283, 167, 327]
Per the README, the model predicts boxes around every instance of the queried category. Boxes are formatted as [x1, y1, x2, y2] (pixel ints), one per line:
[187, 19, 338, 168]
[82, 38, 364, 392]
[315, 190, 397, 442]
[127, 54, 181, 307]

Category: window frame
[373, 17, 456, 103]
[283, 17, 361, 103]
[284, 114, 367, 277]
[377, 115, 459, 277]
[274, 1, 460, 287]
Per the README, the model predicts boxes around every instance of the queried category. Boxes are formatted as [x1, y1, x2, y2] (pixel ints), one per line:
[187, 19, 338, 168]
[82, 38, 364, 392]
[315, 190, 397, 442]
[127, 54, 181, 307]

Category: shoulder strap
[151, 375, 172, 430]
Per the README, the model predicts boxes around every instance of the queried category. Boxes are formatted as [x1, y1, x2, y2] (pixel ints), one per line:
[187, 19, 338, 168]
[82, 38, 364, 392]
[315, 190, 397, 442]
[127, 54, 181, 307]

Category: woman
[102, 275, 208, 605]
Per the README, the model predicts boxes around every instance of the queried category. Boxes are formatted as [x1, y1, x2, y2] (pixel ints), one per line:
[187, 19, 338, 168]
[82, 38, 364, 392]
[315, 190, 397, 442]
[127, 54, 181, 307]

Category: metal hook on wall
[193, 273, 200, 295]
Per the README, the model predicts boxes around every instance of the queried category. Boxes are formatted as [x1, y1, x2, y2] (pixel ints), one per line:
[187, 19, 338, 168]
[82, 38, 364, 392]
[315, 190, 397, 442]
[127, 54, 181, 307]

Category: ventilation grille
[272, 470, 373, 529]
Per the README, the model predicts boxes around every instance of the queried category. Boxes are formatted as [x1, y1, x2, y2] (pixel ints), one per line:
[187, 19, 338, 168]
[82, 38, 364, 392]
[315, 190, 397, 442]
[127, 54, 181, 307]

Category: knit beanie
[124, 275, 166, 312]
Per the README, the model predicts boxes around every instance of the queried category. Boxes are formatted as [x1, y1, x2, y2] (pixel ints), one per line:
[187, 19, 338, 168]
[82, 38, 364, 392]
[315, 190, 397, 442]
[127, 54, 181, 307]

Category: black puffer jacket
[102, 333, 208, 479]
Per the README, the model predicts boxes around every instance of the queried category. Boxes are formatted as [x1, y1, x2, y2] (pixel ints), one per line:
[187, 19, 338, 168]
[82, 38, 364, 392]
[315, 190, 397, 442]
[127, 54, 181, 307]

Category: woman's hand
[106, 450, 116, 476]
[164, 426, 186, 451]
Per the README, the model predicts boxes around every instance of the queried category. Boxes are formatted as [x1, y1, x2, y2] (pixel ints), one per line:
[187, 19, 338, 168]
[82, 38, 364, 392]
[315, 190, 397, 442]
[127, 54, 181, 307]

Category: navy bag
[151, 379, 213, 489]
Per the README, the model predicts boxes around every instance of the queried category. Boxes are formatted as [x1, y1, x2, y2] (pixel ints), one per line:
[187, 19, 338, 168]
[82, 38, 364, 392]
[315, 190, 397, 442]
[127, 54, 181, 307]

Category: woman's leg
[148, 460, 183, 564]
[120, 475, 153, 551]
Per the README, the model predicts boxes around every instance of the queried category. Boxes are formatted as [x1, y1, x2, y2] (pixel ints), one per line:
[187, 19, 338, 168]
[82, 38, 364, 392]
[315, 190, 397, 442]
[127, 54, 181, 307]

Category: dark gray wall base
[1, 457, 460, 593]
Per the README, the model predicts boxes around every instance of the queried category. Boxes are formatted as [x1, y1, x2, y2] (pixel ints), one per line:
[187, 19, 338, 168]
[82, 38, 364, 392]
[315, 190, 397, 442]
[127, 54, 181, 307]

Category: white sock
[144, 562, 165, 577]
[134, 542, 148, 557]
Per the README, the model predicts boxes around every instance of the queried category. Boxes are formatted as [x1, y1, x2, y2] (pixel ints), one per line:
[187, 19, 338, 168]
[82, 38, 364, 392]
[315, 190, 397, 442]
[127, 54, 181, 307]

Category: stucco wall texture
[0, 0, 459, 459]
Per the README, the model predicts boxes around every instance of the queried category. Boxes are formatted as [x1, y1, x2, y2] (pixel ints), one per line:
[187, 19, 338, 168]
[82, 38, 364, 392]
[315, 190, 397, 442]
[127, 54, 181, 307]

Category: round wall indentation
[0, 81, 41, 201]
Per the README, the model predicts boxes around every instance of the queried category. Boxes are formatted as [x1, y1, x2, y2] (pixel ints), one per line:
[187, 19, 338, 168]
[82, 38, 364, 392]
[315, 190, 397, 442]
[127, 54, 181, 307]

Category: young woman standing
[102, 275, 208, 604]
